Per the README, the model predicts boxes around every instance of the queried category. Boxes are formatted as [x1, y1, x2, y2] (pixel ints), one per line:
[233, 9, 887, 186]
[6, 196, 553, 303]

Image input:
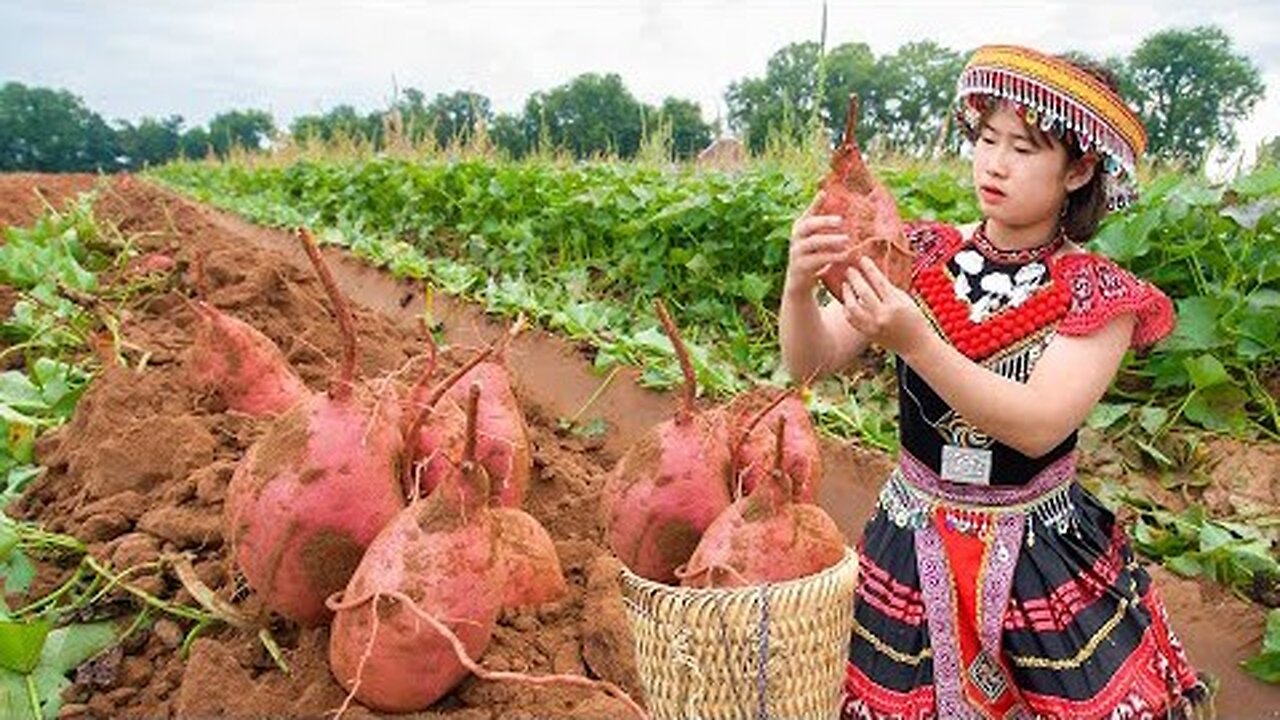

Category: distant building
[696, 136, 745, 169]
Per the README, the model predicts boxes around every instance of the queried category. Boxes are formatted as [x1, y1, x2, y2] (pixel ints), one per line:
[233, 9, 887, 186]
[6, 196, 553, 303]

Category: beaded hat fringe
[955, 45, 1148, 210]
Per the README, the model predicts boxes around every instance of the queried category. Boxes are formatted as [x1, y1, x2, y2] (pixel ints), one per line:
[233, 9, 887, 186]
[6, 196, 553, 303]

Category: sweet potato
[412, 371, 564, 609]
[328, 387, 614, 714]
[681, 417, 845, 588]
[817, 94, 913, 295]
[602, 300, 733, 583]
[403, 322, 531, 507]
[186, 301, 308, 417]
[327, 399, 503, 711]
[726, 387, 822, 502]
[490, 497, 566, 610]
[224, 229, 405, 625]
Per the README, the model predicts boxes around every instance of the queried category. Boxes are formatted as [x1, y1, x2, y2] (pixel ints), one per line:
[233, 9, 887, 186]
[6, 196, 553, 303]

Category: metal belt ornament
[941, 444, 994, 485]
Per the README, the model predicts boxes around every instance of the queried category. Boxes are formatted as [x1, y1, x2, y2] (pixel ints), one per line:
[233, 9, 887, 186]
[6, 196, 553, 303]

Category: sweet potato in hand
[816, 94, 912, 295]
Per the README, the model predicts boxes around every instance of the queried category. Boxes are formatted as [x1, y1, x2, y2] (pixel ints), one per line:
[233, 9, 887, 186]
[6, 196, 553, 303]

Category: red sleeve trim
[1054, 253, 1175, 349]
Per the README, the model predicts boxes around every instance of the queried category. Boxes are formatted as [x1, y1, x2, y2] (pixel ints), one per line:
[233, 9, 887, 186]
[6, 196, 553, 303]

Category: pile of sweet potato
[601, 301, 844, 589]
[193, 229, 639, 714]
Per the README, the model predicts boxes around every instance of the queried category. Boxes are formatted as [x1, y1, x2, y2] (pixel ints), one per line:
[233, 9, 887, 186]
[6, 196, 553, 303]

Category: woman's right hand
[785, 191, 852, 295]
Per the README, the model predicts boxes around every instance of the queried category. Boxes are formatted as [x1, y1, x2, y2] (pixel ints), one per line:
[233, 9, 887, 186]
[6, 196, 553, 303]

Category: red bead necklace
[914, 225, 1072, 361]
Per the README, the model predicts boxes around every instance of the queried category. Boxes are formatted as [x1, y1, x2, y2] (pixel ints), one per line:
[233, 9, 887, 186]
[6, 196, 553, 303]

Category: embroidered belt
[879, 449, 1078, 545]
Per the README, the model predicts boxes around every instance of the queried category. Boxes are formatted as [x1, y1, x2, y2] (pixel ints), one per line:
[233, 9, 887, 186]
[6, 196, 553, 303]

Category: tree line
[0, 25, 1266, 173]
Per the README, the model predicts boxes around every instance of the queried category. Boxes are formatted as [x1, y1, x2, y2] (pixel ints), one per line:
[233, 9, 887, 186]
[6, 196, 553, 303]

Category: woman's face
[971, 103, 1090, 233]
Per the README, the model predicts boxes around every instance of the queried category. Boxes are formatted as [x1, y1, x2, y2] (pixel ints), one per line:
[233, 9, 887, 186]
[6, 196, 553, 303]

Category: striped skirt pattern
[842, 452, 1204, 720]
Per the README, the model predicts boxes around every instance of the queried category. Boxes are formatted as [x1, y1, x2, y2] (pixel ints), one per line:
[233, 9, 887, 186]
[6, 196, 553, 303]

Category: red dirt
[2, 174, 1278, 718]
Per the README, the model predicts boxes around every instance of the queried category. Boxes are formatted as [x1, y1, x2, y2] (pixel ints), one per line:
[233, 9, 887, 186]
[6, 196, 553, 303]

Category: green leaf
[0, 523, 15, 562]
[1242, 651, 1280, 683]
[1264, 608, 1280, 652]
[0, 405, 40, 429]
[570, 417, 608, 439]
[0, 550, 35, 596]
[0, 374, 46, 415]
[1169, 182, 1223, 207]
[1164, 554, 1202, 578]
[1198, 523, 1234, 553]
[1146, 354, 1191, 390]
[1086, 402, 1131, 431]
[1164, 296, 1224, 352]
[1243, 610, 1280, 683]
[1236, 290, 1280, 360]
[0, 622, 116, 720]
[1182, 354, 1231, 389]
[1138, 406, 1169, 436]
[1094, 214, 1154, 261]
[3, 466, 44, 499]
[0, 621, 51, 674]
[38, 623, 116, 673]
[738, 273, 771, 306]
[1234, 166, 1280, 197]
[1184, 384, 1250, 432]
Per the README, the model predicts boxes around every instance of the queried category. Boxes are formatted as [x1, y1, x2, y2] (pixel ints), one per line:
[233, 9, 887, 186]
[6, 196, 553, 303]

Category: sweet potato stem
[459, 383, 490, 511]
[653, 299, 697, 424]
[735, 388, 792, 457]
[298, 227, 358, 402]
[769, 415, 793, 506]
[838, 94, 874, 195]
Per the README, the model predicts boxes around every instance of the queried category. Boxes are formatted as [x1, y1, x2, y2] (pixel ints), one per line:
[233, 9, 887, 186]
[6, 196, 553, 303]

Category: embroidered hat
[955, 45, 1147, 209]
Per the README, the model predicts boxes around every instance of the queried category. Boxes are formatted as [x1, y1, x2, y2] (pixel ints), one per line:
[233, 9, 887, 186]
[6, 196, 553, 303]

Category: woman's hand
[840, 256, 932, 358]
[785, 191, 853, 295]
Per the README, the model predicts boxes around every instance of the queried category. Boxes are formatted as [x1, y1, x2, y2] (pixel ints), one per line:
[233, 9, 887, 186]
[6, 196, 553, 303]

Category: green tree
[528, 73, 644, 159]
[489, 112, 532, 159]
[651, 98, 712, 159]
[390, 87, 427, 144]
[115, 115, 184, 169]
[179, 127, 211, 159]
[424, 91, 493, 148]
[726, 41, 823, 152]
[0, 82, 118, 171]
[207, 109, 275, 158]
[822, 42, 879, 146]
[869, 41, 965, 155]
[1128, 25, 1265, 165]
[289, 104, 378, 145]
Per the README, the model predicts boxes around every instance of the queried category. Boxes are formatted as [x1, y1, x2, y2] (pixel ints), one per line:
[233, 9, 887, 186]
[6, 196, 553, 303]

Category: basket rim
[618, 546, 858, 599]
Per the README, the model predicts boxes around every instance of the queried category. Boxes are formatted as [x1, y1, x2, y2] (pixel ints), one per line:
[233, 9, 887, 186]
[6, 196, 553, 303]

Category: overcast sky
[2, 1, 1277, 167]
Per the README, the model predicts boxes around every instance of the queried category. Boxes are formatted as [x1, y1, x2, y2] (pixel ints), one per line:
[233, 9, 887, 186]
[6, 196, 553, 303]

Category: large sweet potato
[602, 300, 733, 583]
[224, 229, 405, 625]
[681, 417, 845, 588]
[726, 387, 822, 502]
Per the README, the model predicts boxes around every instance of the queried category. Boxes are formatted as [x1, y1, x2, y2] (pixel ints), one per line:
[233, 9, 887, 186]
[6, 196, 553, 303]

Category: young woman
[780, 45, 1204, 719]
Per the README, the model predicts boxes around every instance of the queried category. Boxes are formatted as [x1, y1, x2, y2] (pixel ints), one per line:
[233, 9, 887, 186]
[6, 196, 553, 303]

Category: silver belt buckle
[941, 445, 993, 485]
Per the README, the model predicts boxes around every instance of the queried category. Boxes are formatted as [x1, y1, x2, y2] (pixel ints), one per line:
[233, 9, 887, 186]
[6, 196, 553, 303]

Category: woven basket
[619, 548, 859, 720]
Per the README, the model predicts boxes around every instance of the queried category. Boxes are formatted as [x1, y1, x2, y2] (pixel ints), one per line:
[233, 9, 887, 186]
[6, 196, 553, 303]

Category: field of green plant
[150, 156, 1280, 442]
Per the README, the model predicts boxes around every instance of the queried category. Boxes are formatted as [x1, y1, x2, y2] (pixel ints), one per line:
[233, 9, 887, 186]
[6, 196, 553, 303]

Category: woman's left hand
[841, 256, 933, 358]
